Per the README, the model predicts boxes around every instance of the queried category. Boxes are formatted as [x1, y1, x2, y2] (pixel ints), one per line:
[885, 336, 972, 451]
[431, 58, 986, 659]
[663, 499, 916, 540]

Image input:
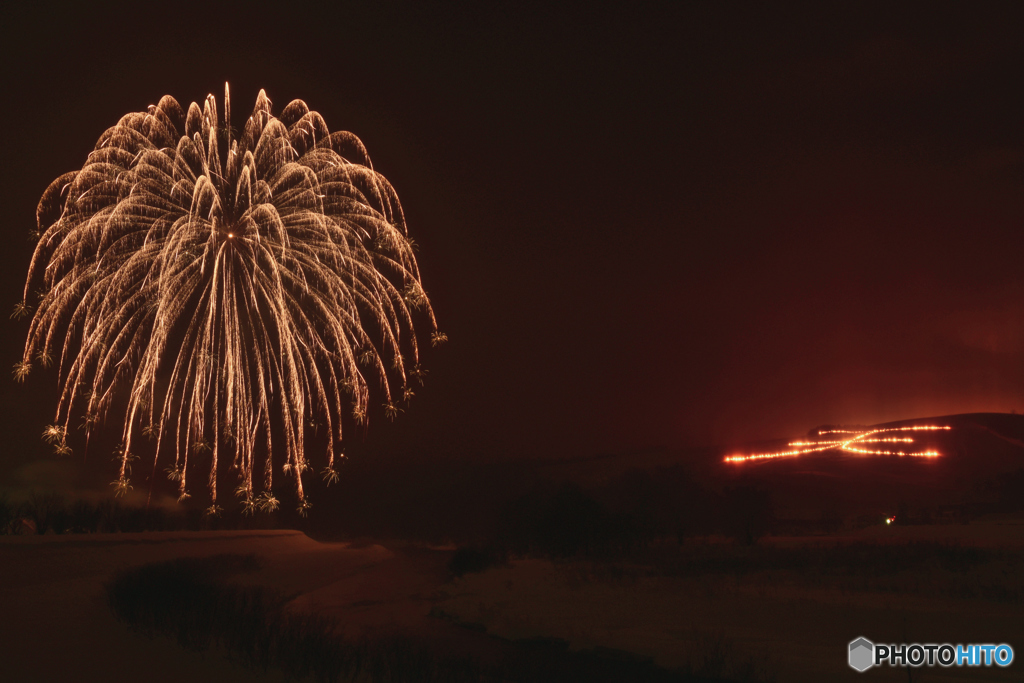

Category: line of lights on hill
[723, 425, 951, 464]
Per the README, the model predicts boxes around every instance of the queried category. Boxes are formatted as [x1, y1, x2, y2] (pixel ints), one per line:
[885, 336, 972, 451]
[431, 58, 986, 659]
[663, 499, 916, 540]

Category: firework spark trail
[723, 425, 950, 463]
[16, 85, 441, 514]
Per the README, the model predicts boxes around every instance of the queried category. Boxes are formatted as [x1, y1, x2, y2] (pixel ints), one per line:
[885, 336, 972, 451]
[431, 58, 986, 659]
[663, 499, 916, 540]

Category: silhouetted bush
[448, 545, 507, 577]
[454, 467, 727, 560]
[23, 492, 68, 534]
[600, 466, 719, 544]
[499, 484, 618, 558]
[0, 494, 17, 534]
[721, 486, 773, 544]
[996, 468, 1024, 512]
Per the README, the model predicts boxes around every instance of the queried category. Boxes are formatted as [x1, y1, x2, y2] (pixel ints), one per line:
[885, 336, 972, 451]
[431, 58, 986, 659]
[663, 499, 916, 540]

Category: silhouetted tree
[721, 485, 773, 544]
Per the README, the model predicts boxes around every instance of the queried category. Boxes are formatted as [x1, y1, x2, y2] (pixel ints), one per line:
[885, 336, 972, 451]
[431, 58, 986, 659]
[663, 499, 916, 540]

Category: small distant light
[228, 233, 234, 238]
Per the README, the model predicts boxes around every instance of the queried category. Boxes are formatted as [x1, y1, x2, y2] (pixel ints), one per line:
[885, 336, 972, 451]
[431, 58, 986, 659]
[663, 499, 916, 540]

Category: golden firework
[18, 84, 441, 512]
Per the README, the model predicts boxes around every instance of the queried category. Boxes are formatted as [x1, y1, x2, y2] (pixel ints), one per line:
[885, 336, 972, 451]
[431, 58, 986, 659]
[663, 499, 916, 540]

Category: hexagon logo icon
[849, 637, 874, 672]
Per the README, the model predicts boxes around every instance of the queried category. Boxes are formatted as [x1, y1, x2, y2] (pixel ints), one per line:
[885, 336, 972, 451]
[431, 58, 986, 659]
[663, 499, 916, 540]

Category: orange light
[228, 233, 234, 238]
[724, 425, 950, 463]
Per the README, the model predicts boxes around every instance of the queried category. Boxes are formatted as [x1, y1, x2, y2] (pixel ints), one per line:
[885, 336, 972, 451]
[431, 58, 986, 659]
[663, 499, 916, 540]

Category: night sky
[2, 2, 1024, 488]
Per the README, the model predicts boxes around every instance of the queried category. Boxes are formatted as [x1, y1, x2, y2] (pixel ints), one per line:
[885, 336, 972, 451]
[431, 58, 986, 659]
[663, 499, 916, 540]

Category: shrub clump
[447, 546, 508, 577]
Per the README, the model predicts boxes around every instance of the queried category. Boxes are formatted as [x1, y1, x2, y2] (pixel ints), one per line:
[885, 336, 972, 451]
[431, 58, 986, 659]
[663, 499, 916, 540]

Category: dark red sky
[2, 1, 1024, 484]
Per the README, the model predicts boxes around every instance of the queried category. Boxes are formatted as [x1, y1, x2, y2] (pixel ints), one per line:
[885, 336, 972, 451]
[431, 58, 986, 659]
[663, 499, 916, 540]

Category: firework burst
[17, 84, 441, 513]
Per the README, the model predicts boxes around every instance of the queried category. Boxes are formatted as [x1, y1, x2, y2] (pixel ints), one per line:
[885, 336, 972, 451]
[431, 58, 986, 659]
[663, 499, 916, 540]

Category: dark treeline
[0, 492, 177, 535]
[0, 460, 777, 553]
[8, 455, 1024, 560]
[303, 459, 776, 554]
[304, 457, 1024, 560]
[0, 491, 292, 535]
